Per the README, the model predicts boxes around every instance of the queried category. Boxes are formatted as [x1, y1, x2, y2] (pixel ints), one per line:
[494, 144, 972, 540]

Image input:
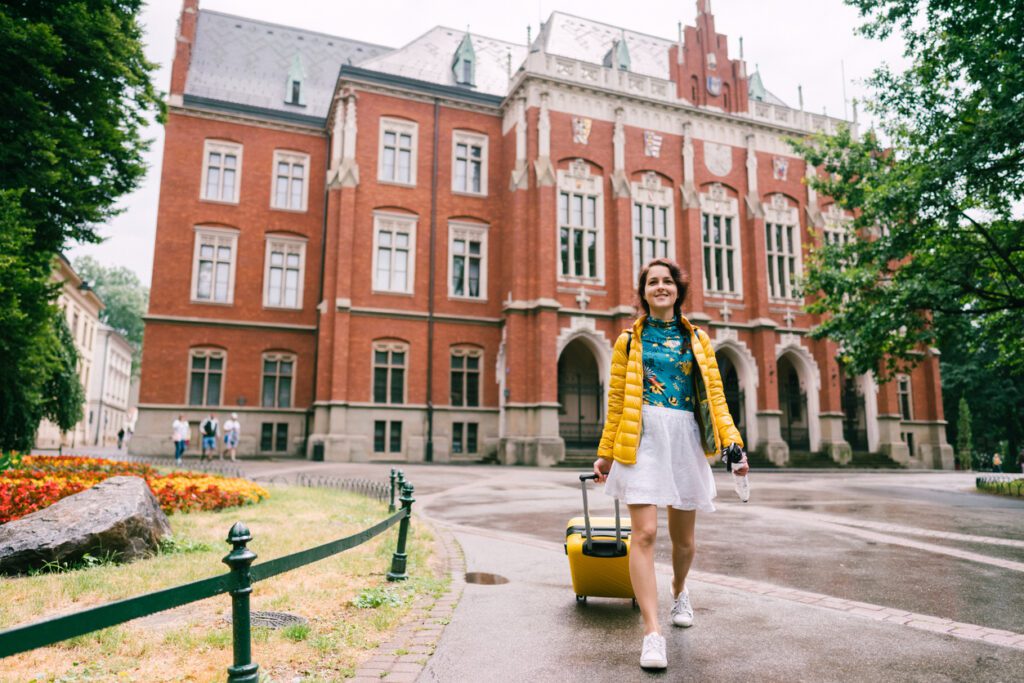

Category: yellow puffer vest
[597, 315, 744, 465]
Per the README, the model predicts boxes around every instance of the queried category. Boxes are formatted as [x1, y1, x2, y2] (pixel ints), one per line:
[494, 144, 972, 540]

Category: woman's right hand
[593, 457, 612, 483]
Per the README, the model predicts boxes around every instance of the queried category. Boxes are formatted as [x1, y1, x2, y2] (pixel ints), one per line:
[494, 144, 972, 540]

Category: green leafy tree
[955, 398, 972, 471]
[0, 1, 162, 449]
[41, 311, 85, 436]
[73, 256, 149, 374]
[791, 0, 1024, 379]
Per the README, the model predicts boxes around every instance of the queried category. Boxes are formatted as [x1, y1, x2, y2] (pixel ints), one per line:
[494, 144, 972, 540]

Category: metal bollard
[387, 482, 415, 582]
[389, 468, 397, 513]
[223, 522, 259, 683]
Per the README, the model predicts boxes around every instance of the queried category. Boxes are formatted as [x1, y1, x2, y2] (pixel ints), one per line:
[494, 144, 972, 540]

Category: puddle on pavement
[465, 572, 510, 585]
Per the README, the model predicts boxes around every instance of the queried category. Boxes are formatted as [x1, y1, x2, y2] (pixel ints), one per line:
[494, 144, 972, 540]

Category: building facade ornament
[643, 130, 663, 157]
[744, 133, 763, 218]
[772, 156, 789, 180]
[680, 121, 698, 207]
[572, 116, 592, 144]
[611, 107, 630, 198]
[704, 141, 732, 177]
[805, 161, 823, 227]
[510, 98, 528, 191]
[535, 92, 555, 186]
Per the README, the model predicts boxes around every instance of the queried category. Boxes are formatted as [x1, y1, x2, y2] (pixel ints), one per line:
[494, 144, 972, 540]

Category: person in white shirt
[223, 413, 241, 461]
[171, 414, 189, 464]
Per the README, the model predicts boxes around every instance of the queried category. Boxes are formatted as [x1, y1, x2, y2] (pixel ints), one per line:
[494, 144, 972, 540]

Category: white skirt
[604, 405, 717, 512]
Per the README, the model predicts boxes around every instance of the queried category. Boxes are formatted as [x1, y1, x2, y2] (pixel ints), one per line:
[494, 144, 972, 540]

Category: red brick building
[136, 0, 953, 467]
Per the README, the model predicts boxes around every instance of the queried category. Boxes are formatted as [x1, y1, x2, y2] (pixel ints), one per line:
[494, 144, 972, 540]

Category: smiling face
[644, 264, 678, 316]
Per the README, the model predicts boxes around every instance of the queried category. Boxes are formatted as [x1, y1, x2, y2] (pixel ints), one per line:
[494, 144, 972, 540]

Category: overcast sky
[67, 0, 907, 286]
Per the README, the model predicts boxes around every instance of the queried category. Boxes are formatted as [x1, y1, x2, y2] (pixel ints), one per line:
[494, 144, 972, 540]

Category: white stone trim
[775, 332, 822, 452]
[713, 327, 760, 451]
[451, 129, 488, 196]
[556, 316, 614, 417]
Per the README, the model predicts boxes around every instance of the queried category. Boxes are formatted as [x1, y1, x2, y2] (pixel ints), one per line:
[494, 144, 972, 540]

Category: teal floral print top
[641, 316, 695, 411]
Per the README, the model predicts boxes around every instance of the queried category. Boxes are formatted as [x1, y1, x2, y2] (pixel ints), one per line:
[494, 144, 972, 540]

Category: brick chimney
[169, 0, 199, 96]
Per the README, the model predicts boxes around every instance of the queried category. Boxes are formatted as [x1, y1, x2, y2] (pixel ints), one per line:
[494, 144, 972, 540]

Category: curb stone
[350, 517, 465, 681]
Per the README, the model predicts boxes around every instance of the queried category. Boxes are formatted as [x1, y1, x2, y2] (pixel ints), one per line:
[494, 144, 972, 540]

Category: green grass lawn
[0, 484, 445, 682]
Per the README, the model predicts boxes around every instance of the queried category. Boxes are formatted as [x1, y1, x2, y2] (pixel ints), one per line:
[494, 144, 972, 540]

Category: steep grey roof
[357, 26, 528, 97]
[539, 12, 675, 80]
[185, 10, 391, 122]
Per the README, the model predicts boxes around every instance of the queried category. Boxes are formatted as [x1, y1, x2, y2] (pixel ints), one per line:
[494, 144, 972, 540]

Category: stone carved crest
[772, 156, 789, 181]
[641, 171, 660, 190]
[572, 117, 592, 145]
[771, 193, 789, 210]
[704, 142, 732, 177]
[643, 131, 663, 157]
[567, 158, 590, 179]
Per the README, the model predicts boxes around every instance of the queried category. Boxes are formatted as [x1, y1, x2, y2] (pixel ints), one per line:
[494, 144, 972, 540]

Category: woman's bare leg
[627, 504, 660, 634]
[666, 508, 696, 597]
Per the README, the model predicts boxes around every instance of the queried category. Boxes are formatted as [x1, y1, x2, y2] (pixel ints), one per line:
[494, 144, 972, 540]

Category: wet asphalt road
[90, 450, 1024, 681]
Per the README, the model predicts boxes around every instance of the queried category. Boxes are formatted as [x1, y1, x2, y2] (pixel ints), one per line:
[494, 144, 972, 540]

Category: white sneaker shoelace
[671, 591, 694, 627]
[640, 632, 667, 669]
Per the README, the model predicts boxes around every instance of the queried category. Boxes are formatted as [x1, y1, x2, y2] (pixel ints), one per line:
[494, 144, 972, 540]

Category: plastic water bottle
[733, 470, 750, 503]
[722, 444, 750, 502]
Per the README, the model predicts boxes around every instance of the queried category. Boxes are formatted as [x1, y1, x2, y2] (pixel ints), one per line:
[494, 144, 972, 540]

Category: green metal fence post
[223, 522, 260, 683]
[389, 468, 397, 513]
[387, 482, 415, 581]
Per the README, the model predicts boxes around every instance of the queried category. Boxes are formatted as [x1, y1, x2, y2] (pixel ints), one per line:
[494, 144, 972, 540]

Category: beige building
[87, 323, 134, 447]
[35, 256, 104, 450]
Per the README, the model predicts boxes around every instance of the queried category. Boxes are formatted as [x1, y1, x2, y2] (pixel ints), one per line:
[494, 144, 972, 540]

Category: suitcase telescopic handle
[578, 474, 622, 546]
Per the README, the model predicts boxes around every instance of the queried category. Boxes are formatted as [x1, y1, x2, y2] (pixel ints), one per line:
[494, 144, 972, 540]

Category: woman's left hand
[733, 457, 750, 476]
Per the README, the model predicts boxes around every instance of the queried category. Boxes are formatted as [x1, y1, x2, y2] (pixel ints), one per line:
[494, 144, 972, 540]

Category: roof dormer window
[452, 31, 476, 87]
[285, 53, 306, 106]
[603, 33, 631, 72]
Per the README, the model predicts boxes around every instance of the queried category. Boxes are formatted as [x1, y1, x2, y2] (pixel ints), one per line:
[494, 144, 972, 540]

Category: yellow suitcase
[565, 473, 635, 605]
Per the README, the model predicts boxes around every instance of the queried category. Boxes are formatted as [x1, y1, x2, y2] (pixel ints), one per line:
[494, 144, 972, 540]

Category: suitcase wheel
[575, 594, 587, 604]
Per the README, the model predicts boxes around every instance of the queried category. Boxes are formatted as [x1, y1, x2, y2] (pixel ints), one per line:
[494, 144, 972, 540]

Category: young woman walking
[593, 258, 748, 669]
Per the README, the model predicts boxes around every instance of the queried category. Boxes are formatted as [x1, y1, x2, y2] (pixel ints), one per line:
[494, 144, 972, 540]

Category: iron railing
[0, 470, 415, 682]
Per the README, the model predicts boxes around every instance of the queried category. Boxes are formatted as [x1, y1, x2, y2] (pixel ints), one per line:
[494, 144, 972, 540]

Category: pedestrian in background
[117, 427, 125, 450]
[223, 412, 241, 461]
[993, 452, 1003, 473]
[171, 414, 189, 465]
[200, 413, 219, 462]
[593, 258, 748, 670]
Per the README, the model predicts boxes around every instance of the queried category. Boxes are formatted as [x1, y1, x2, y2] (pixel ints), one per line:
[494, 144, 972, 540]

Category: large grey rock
[0, 476, 172, 574]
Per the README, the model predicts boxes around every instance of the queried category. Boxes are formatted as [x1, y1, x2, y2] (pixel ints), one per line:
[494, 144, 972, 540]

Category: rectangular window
[450, 351, 481, 406]
[449, 222, 488, 300]
[701, 212, 739, 294]
[374, 214, 416, 294]
[379, 119, 417, 185]
[201, 140, 242, 203]
[192, 229, 238, 304]
[188, 349, 224, 406]
[260, 423, 289, 452]
[261, 354, 294, 408]
[632, 202, 671, 279]
[271, 151, 309, 211]
[373, 345, 406, 404]
[452, 422, 478, 454]
[264, 237, 306, 308]
[559, 191, 600, 279]
[374, 420, 402, 453]
[452, 131, 487, 195]
[897, 375, 913, 420]
[766, 222, 800, 300]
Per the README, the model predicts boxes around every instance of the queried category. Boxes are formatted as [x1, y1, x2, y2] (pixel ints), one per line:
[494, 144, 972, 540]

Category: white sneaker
[671, 590, 694, 627]
[733, 473, 750, 503]
[640, 632, 668, 669]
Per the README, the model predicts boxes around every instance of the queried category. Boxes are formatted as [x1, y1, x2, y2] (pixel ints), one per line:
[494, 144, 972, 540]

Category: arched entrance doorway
[718, 354, 746, 444]
[558, 339, 603, 448]
[777, 354, 809, 451]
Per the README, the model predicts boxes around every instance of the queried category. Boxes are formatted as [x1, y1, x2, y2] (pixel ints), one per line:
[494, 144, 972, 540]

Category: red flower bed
[0, 455, 269, 523]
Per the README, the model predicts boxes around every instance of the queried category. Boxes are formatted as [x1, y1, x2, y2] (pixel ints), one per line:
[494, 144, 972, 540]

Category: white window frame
[200, 140, 243, 203]
[764, 194, 803, 302]
[270, 150, 310, 212]
[823, 203, 853, 248]
[450, 346, 483, 407]
[372, 341, 409, 405]
[187, 348, 226, 406]
[630, 172, 675, 282]
[261, 352, 296, 408]
[451, 130, 488, 196]
[699, 183, 742, 297]
[378, 118, 418, 186]
[897, 374, 913, 421]
[372, 212, 417, 295]
[191, 226, 239, 305]
[557, 160, 605, 285]
[263, 234, 307, 309]
[448, 221, 488, 301]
